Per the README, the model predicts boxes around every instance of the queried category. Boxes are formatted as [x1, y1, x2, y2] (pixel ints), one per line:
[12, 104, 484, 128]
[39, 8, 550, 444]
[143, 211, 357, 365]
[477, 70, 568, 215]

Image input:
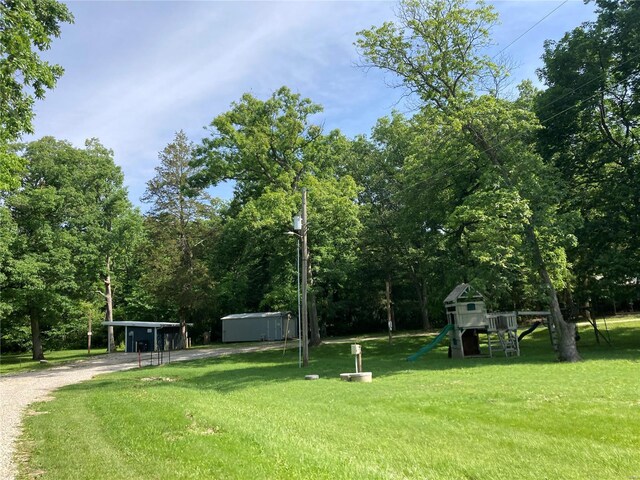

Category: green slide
[407, 324, 454, 361]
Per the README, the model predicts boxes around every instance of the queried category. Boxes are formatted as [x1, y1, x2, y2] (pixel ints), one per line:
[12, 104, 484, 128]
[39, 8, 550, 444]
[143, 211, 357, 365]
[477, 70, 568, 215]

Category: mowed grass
[0, 349, 107, 375]
[17, 315, 640, 480]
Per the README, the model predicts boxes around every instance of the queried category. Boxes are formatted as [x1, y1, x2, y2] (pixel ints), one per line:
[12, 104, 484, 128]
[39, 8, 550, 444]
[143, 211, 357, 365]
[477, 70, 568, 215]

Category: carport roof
[102, 321, 193, 328]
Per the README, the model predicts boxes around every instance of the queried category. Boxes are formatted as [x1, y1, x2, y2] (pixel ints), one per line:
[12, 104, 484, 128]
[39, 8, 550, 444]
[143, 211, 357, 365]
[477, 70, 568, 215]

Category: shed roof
[221, 312, 288, 321]
[444, 283, 484, 303]
[102, 321, 192, 328]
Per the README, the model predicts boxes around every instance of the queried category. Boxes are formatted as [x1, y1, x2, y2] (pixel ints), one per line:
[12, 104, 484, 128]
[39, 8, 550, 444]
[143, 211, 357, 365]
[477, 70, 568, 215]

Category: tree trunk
[30, 313, 44, 361]
[88, 314, 92, 355]
[309, 289, 321, 346]
[413, 280, 431, 330]
[391, 303, 396, 331]
[420, 282, 430, 330]
[179, 231, 192, 350]
[583, 300, 592, 322]
[407, 266, 431, 330]
[464, 123, 580, 361]
[386, 277, 393, 343]
[525, 221, 581, 362]
[178, 307, 187, 349]
[583, 278, 592, 322]
[104, 256, 115, 352]
[386, 277, 397, 330]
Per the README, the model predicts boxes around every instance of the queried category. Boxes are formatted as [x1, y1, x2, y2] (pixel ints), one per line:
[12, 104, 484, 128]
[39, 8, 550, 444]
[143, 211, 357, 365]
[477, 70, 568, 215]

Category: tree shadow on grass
[61, 361, 304, 396]
[58, 323, 639, 397]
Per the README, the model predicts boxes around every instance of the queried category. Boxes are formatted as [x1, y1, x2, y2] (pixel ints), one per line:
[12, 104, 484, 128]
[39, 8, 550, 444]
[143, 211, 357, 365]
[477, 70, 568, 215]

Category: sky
[29, 0, 597, 207]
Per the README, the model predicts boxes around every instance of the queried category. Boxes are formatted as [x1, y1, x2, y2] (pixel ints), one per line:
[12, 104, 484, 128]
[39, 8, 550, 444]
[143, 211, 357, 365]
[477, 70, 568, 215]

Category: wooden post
[87, 314, 92, 355]
[104, 256, 115, 352]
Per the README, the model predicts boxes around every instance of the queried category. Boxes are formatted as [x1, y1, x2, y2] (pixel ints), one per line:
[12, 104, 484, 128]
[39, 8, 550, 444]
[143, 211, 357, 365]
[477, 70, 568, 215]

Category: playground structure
[444, 284, 522, 359]
[408, 283, 552, 361]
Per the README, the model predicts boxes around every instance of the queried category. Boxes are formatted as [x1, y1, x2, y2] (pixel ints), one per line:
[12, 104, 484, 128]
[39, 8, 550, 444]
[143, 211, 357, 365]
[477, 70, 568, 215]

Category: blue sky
[30, 0, 597, 207]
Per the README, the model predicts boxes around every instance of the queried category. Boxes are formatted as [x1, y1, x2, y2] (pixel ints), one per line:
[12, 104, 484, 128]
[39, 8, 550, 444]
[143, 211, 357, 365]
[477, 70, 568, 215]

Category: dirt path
[0, 343, 284, 480]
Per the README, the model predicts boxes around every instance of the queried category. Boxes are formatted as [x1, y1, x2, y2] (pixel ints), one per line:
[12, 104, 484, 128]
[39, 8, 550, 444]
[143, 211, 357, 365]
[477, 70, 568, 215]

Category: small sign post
[351, 344, 362, 373]
[87, 314, 92, 355]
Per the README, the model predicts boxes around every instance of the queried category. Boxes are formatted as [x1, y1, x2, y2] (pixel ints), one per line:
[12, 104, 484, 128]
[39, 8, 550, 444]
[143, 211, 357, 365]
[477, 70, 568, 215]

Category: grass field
[0, 349, 107, 375]
[17, 315, 640, 480]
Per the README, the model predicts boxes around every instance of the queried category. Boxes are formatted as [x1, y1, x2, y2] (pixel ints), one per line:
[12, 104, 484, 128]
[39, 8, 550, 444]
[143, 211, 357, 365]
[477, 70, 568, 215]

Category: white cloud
[28, 0, 595, 206]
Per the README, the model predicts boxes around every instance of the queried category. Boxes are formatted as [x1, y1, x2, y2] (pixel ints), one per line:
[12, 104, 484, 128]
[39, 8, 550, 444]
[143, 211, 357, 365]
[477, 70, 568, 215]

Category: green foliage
[1, 137, 136, 355]
[0, 0, 73, 142]
[356, 0, 585, 362]
[356, 0, 503, 109]
[195, 86, 324, 202]
[196, 88, 362, 335]
[4, 0, 637, 353]
[141, 131, 216, 338]
[0, 0, 73, 192]
[0, 146, 26, 191]
[537, 0, 640, 307]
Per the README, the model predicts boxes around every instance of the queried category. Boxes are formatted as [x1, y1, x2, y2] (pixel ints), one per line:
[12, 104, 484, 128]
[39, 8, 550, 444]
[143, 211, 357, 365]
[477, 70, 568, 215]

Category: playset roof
[444, 283, 485, 303]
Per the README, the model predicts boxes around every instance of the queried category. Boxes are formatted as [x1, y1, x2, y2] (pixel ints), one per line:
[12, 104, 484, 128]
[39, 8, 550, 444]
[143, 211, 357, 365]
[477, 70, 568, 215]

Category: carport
[102, 321, 190, 352]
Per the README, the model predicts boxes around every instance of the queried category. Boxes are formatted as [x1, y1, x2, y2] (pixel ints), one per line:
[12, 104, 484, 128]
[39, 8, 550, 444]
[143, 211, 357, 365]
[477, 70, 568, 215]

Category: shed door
[126, 328, 134, 352]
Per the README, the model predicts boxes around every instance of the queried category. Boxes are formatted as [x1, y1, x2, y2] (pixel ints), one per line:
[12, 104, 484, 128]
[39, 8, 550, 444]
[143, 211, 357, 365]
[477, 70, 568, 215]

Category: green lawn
[17, 315, 640, 480]
[0, 349, 107, 375]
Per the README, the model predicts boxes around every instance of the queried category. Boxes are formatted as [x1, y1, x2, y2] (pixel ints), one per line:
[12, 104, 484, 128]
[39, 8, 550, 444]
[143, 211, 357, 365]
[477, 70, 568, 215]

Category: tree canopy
[536, 0, 640, 310]
[357, 0, 581, 361]
[0, 0, 73, 191]
[1, 138, 138, 358]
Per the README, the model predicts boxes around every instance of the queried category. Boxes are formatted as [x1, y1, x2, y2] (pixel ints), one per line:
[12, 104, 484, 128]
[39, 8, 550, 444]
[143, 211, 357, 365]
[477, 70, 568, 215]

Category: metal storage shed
[221, 312, 297, 343]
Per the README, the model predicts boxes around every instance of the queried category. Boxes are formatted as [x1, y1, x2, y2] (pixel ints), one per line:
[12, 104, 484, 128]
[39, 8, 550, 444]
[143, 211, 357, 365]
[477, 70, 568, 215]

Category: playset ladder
[546, 318, 559, 353]
[487, 329, 520, 357]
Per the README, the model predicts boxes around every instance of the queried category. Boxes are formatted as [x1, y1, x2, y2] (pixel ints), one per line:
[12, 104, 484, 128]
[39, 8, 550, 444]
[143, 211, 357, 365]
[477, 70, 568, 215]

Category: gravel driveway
[0, 343, 285, 480]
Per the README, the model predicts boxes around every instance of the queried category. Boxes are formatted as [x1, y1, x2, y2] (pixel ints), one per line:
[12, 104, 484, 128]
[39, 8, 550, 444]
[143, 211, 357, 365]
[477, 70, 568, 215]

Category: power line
[390, 48, 640, 199]
[492, 1, 569, 60]
[362, 0, 607, 199]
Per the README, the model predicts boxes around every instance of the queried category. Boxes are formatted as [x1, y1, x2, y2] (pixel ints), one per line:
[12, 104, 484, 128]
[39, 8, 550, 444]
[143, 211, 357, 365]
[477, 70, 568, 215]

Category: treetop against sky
[29, 1, 596, 207]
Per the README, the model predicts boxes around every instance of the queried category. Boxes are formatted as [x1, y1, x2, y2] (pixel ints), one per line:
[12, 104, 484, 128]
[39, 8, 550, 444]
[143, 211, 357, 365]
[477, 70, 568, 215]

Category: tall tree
[142, 131, 213, 347]
[350, 113, 443, 330]
[536, 0, 640, 311]
[0, 0, 73, 329]
[1, 137, 130, 358]
[0, 0, 73, 191]
[69, 139, 139, 351]
[357, 0, 581, 361]
[195, 87, 361, 346]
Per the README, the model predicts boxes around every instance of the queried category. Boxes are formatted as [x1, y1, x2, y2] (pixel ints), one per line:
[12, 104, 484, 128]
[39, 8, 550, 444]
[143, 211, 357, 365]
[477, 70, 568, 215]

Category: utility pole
[301, 188, 309, 367]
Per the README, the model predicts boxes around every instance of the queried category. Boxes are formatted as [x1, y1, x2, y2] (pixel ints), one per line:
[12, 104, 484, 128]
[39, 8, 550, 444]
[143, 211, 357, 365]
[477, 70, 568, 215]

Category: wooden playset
[407, 283, 552, 361]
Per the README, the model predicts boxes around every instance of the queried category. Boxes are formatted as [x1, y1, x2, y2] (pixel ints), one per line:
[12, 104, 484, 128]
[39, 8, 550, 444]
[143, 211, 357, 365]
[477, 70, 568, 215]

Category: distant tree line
[1, 0, 638, 362]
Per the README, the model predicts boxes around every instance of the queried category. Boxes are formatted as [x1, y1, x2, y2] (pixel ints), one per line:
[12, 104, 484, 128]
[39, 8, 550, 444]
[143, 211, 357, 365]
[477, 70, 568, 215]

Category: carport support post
[301, 188, 309, 367]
